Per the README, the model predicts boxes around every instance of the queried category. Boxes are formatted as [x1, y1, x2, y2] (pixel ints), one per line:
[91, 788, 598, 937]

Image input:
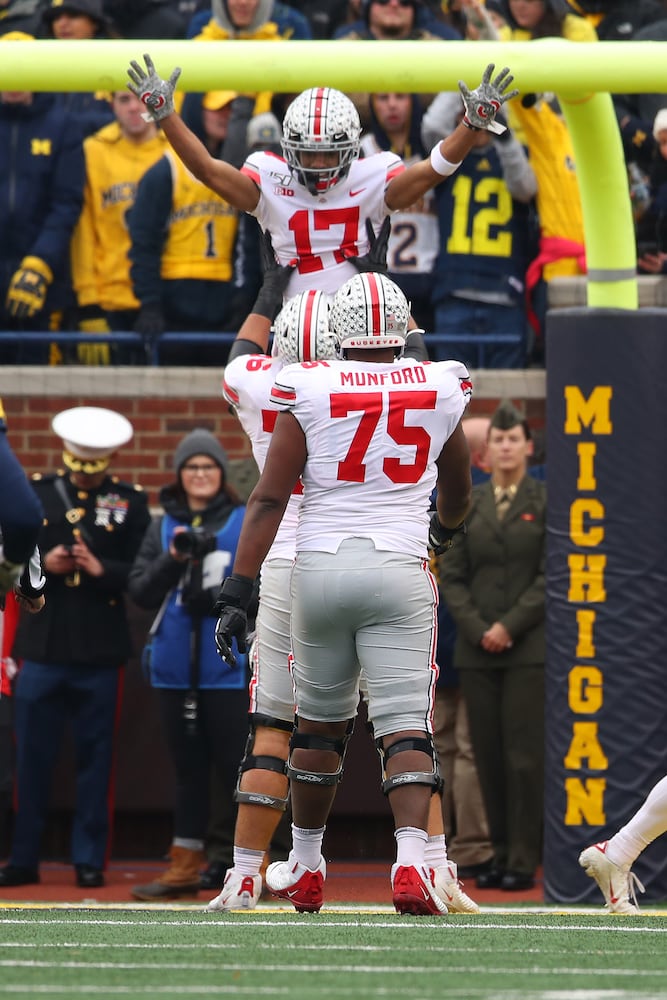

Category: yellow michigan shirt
[71, 121, 167, 311]
[160, 153, 239, 282]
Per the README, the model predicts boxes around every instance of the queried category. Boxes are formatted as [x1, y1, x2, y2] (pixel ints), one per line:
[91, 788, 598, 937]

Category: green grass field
[1, 904, 666, 999]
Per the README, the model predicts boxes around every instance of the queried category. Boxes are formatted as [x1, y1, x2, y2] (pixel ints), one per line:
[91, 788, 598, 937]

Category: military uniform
[439, 459, 546, 885]
[0, 408, 149, 889]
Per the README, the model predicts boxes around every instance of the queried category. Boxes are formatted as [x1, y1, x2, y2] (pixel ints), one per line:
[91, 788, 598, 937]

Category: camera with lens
[172, 529, 217, 560]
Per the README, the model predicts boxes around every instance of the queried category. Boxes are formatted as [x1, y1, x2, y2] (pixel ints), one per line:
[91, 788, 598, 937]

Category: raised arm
[127, 54, 260, 213]
[386, 64, 519, 212]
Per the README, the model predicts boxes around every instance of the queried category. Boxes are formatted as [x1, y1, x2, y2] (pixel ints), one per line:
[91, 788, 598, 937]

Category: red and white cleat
[266, 857, 326, 913]
[391, 864, 448, 916]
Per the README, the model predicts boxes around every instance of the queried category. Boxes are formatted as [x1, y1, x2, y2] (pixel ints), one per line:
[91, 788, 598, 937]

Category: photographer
[127, 428, 250, 900]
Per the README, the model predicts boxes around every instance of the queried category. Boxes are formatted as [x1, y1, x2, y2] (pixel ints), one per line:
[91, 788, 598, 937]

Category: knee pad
[287, 718, 354, 788]
[235, 712, 292, 812]
[376, 734, 442, 796]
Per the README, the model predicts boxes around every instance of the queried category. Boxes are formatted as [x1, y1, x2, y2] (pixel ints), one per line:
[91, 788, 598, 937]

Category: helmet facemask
[281, 87, 361, 196]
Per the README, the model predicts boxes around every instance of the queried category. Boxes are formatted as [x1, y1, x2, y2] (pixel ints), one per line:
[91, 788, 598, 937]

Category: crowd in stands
[1, 0, 667, 369]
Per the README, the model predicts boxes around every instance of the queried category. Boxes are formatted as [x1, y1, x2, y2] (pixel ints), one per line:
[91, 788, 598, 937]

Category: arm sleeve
[495, 136, 538, 203]
[128, 516, 184, 609]
[128, 158, 173, 307]
[30, 115, 85, 273]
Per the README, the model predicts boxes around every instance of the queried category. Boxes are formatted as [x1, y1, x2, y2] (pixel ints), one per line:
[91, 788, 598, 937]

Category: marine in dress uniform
[0, 407, 150, 889]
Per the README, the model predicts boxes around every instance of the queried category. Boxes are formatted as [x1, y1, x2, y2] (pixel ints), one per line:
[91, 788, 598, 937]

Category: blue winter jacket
[0, 93, 85, 306]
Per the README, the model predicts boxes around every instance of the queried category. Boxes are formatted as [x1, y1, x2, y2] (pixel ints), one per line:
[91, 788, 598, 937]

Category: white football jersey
[223, 353, 300, 561]
[360, 135, 439, 277]
[270, 358, 472, 556]
[241, 150, 404, 296]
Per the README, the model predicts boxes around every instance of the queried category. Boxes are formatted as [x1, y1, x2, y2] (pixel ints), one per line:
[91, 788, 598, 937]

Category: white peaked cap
[52, 407, 134, 459]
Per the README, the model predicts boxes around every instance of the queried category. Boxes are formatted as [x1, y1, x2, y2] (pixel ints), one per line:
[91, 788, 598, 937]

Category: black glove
[213, 573, 255, 666]
[251, 230, 296, 321]
[428, 513, 466, 556]
[345, 217, 391, 274]
[134, 302, 165, 337]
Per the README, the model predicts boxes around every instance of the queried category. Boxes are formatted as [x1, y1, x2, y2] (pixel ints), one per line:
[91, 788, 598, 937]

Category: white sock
[424, 834, 447, 869]
[289, 824, 325, 870]
[395, 826, 428, 868]
[173, 838, 204, 851]
[606, 775, 667, 868]
[232, 846, 264, 877]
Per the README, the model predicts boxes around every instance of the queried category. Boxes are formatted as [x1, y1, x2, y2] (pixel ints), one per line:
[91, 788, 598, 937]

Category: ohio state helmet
[331, 273, 410, 357]
[281, 87, 361, 195]
[271, 290, 337, 364]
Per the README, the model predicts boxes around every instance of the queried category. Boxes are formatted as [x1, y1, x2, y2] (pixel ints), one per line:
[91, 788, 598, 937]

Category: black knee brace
[235, 713, 293, 812]
[376, 734, 442, 796]
[287, 718, 355, 788]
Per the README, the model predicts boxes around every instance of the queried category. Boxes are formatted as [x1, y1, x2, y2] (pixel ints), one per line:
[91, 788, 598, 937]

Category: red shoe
[266, 857, 326, 913]
[391, 864, 448, 916]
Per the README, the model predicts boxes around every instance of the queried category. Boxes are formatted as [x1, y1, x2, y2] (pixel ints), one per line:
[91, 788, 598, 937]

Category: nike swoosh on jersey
[349, 188, 366, 197]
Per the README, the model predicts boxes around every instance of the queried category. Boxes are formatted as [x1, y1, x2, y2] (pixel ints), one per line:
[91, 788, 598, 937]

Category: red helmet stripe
[312, 88, 326, 139]
[301, 291, 316, 361]
[366, 272, 383, 334]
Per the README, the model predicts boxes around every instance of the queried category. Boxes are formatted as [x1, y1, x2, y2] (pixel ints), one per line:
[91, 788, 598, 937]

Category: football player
[127, 56, 518, 300]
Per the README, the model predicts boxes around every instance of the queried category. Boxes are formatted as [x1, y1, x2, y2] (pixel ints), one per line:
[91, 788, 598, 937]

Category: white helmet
[271, 289, 337, 364]
[281, 87, 361, 195]
[331, 273, 410, 357]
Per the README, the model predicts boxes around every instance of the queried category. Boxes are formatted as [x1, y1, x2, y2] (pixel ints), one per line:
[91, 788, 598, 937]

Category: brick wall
[0, 367, 547, 505]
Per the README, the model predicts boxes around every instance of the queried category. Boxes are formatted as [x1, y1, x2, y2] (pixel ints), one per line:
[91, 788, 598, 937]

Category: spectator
[0, 30, 85, 364]
[334, 0, 460, 39]
[495, 0, 596, 41]
[568, 0, 664, 40]
[421, 90, 537, 368]
[128, 429, 249, 900]
[579, 774, 667, 915]
[104, 0, 189, 37]
[482, 2, 593, 353]
[187, 0, 312, 40]
[42, 0, 118, 138]
[128, 91, 256, 365]
[70, 90, 167, 364]
[439, 399, 546, 892]
[0, 406, 150, 890]
[289, 0, 362, 37]
[360, 92, 438, 331]
[127, 55, 518, 304]
[213, 271, 473, 915]
[635, 107, 667, 275]
[335, 0, 460, 129]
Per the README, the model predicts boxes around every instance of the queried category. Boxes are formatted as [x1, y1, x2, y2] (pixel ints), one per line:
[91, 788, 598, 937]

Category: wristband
[429, 143, 460, 177]
[215, 573, 255, 612]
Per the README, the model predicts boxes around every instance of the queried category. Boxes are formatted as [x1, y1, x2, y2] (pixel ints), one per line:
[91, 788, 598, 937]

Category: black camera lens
[172, 530, 216, 559]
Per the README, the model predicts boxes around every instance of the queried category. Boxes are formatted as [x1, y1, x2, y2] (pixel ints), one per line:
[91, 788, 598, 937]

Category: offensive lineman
[213, 272, 473, 915]
[209, 235, 479, 914]
[126, 56, 518, 301]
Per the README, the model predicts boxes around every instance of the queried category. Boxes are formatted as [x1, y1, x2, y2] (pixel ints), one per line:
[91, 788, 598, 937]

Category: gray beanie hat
[174, 428, 229, 475]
